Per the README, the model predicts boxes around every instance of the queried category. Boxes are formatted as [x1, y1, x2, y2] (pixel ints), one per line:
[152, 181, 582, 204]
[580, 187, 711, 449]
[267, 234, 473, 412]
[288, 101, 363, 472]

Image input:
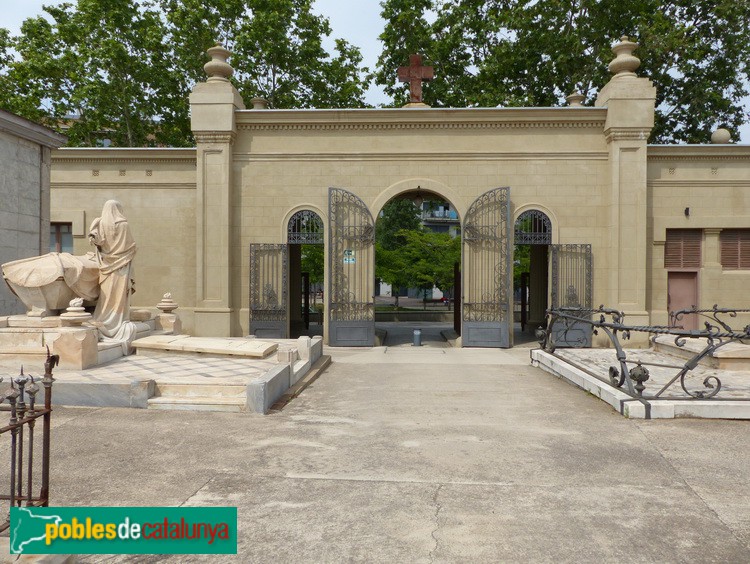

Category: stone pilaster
[189, 45, 245, 336]
[39, 146, 51, 255]
[595, 37, 656, 335]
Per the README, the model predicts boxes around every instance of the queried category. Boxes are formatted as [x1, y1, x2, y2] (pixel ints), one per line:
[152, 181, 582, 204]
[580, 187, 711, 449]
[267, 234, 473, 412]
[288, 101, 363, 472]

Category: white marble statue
[88, 200, 138, 353]
[2, 252, 100, 316]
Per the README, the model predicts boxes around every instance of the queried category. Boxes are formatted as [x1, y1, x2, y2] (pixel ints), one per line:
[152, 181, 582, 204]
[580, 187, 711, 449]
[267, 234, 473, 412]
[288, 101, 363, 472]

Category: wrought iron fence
[0, 349, 57, 532]
[538, 305, 750, 402]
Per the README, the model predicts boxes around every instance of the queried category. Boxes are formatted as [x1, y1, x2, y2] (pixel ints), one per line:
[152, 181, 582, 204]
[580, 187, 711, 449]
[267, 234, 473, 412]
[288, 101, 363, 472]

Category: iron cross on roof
[397, 54, 434, 104]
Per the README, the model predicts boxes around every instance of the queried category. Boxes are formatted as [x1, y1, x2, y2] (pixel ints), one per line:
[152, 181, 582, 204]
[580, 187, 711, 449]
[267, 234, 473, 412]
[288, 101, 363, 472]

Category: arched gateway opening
[327, 185, 512, 348]
[514, 209, 552, 342]
[373, 190, 460, 347]
[287, 210, 324, 338]
[249, 186, 516, 347]
[248, 209, 325, 339]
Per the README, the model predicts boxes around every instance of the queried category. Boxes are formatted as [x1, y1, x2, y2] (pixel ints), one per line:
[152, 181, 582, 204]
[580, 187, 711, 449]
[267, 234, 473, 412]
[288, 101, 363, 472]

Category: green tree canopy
[300, 244, 324, 286]
[0, 0, 369, 146]
[375, 198, 460, 305]
[399, 229, 460, 293]
[375, 198, 421, 305]
[376, 0, 750, 143]
[375, 198, 422, 250]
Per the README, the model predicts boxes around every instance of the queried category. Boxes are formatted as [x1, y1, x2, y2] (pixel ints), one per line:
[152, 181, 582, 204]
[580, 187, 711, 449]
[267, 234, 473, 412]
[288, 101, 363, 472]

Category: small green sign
[11, 507, 237, 555]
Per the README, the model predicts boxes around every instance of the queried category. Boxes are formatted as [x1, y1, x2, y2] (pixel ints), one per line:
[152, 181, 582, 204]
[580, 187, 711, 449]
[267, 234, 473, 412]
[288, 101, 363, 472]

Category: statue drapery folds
[88, 200, 138, 353]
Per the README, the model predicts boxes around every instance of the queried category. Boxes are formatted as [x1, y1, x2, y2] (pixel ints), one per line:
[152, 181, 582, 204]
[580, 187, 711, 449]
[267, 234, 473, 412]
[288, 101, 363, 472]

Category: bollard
[413, 329, 422, 347]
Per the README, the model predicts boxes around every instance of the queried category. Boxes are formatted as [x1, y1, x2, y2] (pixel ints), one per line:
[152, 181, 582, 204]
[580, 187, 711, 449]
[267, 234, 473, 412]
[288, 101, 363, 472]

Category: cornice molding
[51, 158, 196, 165]
[53, 148, 196, 164]
[235, 107, 607, 132]
[648, 155, 750, 162]
[51, 182, 196, 190]
[194, 132, 235, 144]
[234, 151, 609, 162]
[0, 109, 66, 148]
[238, 120, 604, 132]
[648, 179, 750, 188]
[648, 145, 750, 161]
[604, 127, 651, 142]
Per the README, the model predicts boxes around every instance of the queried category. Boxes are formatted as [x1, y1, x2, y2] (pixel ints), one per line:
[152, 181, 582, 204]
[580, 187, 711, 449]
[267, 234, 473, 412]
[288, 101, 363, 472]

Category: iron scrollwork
[287, 210, 324, 244]
[514, 209, 552, 245]
[540, 304, 750, 400]
[249, 244, 288, 323]
[328, 188, 375, 323]
[462, 187, 510, 323]
[550, 244, 592, 309]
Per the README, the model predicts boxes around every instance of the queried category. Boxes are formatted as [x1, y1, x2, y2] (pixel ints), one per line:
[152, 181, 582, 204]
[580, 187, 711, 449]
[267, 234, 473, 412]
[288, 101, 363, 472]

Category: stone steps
[147, 381, 248, 412]
[653, 335, 750, 371]
[153, 382, 247, 398]
[146, 395, 245, 412]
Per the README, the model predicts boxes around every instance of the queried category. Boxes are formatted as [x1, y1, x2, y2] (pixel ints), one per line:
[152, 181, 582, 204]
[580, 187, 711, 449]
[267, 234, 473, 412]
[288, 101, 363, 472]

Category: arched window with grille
[514, 210, 552, 245]
[287, 210, 324, 244]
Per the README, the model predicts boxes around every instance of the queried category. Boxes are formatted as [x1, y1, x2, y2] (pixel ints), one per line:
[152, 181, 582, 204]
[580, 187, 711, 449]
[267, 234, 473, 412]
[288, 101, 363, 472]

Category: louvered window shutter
[664, 229, 701, 268]
[720, 229, 750, 269]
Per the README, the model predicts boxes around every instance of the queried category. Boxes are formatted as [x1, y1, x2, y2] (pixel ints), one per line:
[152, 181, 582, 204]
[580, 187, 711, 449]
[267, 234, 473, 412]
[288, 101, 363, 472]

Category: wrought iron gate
[249, 244, 288, 338]
[550, 243, 593, 347]
[462, 187, 512, 347]
[328, 188, 375, 346]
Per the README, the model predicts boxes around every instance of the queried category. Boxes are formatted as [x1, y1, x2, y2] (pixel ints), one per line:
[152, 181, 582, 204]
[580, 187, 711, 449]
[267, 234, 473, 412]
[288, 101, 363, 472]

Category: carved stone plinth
[0, 324, 99, 370]
[155, 313, 182, 335]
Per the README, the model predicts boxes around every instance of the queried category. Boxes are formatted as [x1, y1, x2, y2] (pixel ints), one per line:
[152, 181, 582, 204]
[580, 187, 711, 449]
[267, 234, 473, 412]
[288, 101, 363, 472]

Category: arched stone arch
[513, 203, 559, 244]
[280, 204, 328, 243]
[371, 178, 465, 220]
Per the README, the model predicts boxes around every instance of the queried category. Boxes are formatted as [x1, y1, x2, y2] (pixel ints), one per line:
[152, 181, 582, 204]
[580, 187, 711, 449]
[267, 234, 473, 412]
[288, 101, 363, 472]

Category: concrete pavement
[4, 336, 750, 562]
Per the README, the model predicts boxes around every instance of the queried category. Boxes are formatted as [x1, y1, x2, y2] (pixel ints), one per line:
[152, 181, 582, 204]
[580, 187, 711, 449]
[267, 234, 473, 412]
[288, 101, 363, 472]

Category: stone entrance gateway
[54, 39, 750, 348]
[248, 188, 593, 348]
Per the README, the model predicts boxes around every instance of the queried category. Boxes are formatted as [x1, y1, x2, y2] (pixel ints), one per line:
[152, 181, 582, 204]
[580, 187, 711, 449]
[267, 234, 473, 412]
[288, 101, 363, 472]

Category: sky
[2, 0, 748, 142]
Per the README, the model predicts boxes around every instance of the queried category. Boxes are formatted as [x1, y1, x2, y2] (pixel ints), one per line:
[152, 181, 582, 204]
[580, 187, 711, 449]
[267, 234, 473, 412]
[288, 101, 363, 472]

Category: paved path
[7, 344, 750, 562]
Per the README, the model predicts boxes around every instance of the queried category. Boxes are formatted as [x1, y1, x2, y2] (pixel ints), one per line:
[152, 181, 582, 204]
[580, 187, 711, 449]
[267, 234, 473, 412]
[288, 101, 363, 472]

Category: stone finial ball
[711, 128, 732, 144]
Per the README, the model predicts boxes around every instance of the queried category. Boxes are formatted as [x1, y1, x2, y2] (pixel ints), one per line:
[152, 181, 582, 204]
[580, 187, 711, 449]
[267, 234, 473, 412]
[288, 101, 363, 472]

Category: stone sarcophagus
[2, 252, 100, 317]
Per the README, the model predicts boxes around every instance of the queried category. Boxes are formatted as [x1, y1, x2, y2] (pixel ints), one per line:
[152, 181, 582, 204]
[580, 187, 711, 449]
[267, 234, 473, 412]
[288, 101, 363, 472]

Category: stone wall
[50, 149, 198, 331]
[232, 108, 611, 339]
[0, 112, 64, 316]
[648, 146, 750, 328]
[45, 47, 750, 344]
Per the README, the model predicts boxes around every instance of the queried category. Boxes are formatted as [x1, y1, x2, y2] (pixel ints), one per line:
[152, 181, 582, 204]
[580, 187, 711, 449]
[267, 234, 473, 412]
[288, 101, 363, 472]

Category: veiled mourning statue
[2, 200, 138, 353]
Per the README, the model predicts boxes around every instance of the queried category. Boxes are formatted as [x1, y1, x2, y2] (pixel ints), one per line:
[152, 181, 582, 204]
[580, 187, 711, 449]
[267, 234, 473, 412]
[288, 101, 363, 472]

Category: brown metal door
[668, 271, 698, 330]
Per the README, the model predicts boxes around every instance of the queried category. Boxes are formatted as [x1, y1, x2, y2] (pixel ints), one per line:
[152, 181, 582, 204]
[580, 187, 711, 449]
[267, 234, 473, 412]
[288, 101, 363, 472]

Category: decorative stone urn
[156, 293, 178, 314]
[608, 36, 640, 77]
[204, 43, 233, 82]
[60, 297, 92, 327]
[566, 92, 585, 107]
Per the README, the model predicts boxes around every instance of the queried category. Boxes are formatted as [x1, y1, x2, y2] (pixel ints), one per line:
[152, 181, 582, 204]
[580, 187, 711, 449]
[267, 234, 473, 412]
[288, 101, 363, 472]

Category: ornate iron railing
[462, 187, 510, 323]
[0, 350, 57, 532]
[538, 305, 750, 401]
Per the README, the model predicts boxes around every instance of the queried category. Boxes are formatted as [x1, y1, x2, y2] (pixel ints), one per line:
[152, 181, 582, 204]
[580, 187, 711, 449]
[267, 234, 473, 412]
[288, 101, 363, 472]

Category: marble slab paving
[555, 347, 750, 400]
[132, 335, 278, 358]
[67, 353, 278, 385]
